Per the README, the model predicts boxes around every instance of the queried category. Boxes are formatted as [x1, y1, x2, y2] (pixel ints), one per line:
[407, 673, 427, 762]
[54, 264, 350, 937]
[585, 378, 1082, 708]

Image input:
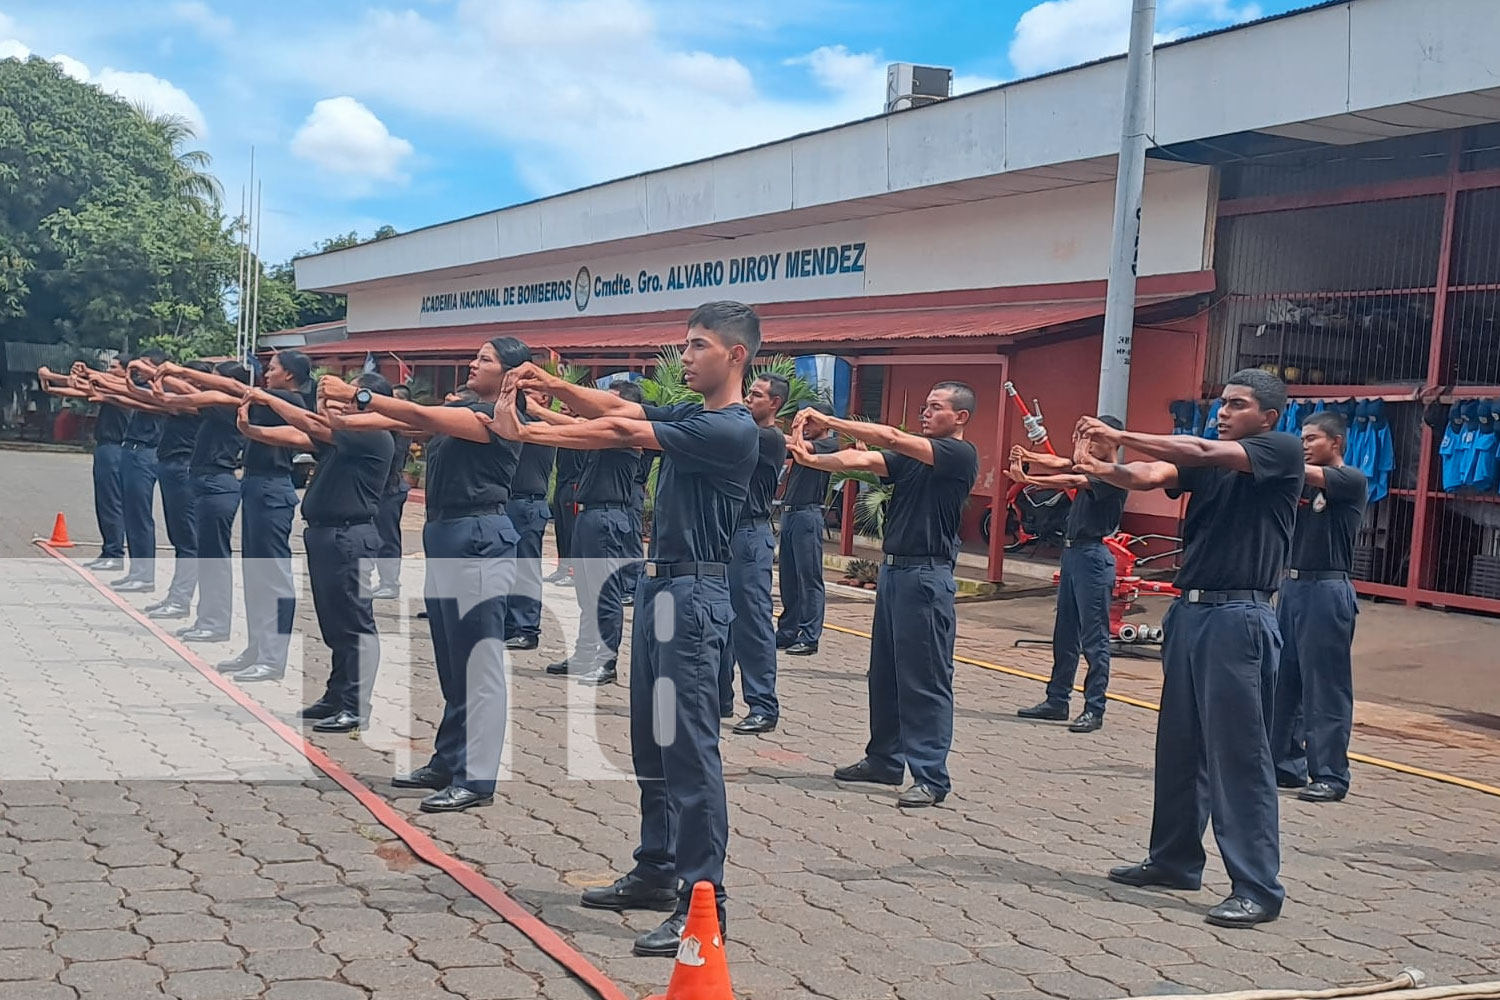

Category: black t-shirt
[423, 400, 521, 512]
[643, 402, 758, 563]
[243, 389, 312, 475]
[513, 442, 557, 499]
[1169, 431, 1304, 592]
[302, 430, 395, 524]
[577, 447, 641, 505]
[1066, 477, 1127, 540]
[880, 437, 980, 559]
[383, 434, 413, 496]
[555, 448, 587, 489]
[742, 425, 787, 522]
[783, 435, 839, 506]
[1290, 464, 1368, 573]
[96, 403, 130, 444]
[190, 406, 242, 473]
[157, 413, 202, 464]
[123, 407, 164, 448]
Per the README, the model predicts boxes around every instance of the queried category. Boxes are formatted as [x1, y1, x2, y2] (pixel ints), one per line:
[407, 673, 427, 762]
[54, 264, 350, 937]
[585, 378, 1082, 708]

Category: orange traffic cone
[647, 881, 735, 1000]
[46, 513, 75, 548]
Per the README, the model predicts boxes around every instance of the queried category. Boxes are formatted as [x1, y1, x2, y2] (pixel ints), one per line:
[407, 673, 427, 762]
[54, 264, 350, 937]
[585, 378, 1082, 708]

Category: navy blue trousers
[375, 488, 408, 589]
[629, 573, 732, 913]
[305, 523, 381, 716]
[240, 474, 298, 670]
[422, 512, 518, 796]
[158, 460, 199, 608]
[775, 508, 826, 647]
[1045, 541, 1114, 714]
[191, 472, 240, 634]
[719, 521, 779, 719]
[1148, 599, 1285, 910]
[1271, 577, 1357, 792]
[571, 507, 641, 668]
[120, 443, 159, 584]
[865, 564, 958, 795]
[504, 497, 552, 641]
[92, 442, 125, 559]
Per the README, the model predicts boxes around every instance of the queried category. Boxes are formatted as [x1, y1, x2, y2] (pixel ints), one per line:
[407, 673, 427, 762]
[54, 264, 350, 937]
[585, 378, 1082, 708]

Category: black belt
[1287, 569, 1348, 581]
[306, 516, 373, 529]
[1183, 589, 1274, 605]
[578, 501, 629, 511]
[511, 493, 547, 501]
[1063, 537, 1105, 548]
[783, 504, 824, 513]
[644, 561, 727, 579]
[883, 554, 949, 568]
[427, 502, 507, 522]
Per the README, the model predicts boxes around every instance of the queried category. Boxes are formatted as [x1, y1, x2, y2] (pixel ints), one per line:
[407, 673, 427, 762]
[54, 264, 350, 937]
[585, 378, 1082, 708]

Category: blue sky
[2, 0, 1305, 264]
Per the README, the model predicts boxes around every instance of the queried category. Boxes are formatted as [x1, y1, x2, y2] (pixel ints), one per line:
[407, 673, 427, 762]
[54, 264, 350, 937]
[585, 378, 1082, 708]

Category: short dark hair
[1099, 414, 1124, 431]
[112, 353, 132, 369]
[184, 360, 213, 374]
[755, 372, 789, 406]
[611, 380, 644, 404]
[393, 384, 412, 399]
[933, 380, 976, 416]
[274, 350, 312, 386]
[487, 337, 532, 370]
[215, 361, 251, 384]
[1226, 368, 1287, 417]
[1303, 410, 1347, 442]
[140, 348, 168, 365]
[354, 372, 394, 397]
[687, 301, 761, 360]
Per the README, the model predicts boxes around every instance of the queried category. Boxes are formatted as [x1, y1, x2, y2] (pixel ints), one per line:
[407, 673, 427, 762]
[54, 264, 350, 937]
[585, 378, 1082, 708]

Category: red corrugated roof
[299, 298, 1135, 358]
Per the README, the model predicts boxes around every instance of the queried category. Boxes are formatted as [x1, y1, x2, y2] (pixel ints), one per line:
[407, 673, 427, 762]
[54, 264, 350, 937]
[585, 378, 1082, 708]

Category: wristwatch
[355, 388, 373, 411]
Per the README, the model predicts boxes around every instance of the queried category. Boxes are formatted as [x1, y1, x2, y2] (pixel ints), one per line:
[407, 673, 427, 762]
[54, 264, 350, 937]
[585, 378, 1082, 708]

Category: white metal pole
[235, 185, 247, 362]
[1096, 0, 1157, 423]
[251, 179, 263, 360]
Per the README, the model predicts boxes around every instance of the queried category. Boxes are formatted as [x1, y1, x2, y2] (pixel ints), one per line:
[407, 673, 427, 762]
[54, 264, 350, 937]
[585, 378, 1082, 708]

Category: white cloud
[290, 97, 414, 188]
[260, 1, 999, 198]
[0, 38, 29, 61]
[1009, 0, 1262, 77]
[170, 1, 232, 39]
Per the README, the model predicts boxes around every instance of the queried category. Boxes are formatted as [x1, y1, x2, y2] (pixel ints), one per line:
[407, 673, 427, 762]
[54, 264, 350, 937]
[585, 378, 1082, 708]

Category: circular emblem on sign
[574, 266, 592, 312]
[1312, 491, 1327, 513]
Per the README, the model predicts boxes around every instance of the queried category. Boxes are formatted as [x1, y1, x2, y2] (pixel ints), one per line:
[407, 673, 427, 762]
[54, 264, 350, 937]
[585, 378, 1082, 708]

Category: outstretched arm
[506, 363, 644, 420]
[1072, 450, 1179, 492]
[319, 376, 491, 443]
[1075, 416, 1251, 474]
[157, 363, 252, 399]
[479, 387, 658, 451]
[237, 401, 315, 450]
[787, 437, 889, 477]
[793, 408, 934, 466]
[246, 387, 332, 445]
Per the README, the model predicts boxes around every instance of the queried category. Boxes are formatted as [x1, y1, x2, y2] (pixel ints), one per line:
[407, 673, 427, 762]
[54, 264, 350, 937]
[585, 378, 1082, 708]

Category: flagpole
[250, 178, 263, 363]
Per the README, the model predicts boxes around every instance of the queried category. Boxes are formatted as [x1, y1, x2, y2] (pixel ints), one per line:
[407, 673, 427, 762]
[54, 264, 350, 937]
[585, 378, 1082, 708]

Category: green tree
[0, 56, 236, 353]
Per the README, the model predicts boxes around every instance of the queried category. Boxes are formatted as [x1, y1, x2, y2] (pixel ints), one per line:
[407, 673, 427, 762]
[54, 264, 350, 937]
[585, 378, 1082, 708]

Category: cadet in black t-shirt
[150, 365, 207, 618]
[788, 381, 980, 810]
[541, 382, 647, 685]
[372, 384, 416, 600]
[240, 376, 395, 734]
[502, 392, 558, 651]
[721, 374, 788, 735]
[1011, 420, 1128, 733]
[484, 302, 760, 959]
[1072, 369, 1304, 929]
[1269, 411, 1367, 805]
[776, 404, 838, 654]
[321, 337, 531, 816]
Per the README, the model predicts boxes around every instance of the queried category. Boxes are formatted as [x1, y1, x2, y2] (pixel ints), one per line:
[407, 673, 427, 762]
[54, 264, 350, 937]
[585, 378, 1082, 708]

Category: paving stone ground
[6, 451, 1500, 999]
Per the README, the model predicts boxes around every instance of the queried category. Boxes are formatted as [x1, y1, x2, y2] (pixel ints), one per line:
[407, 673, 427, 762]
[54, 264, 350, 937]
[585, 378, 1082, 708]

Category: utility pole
[1096, 0, 1157, 423]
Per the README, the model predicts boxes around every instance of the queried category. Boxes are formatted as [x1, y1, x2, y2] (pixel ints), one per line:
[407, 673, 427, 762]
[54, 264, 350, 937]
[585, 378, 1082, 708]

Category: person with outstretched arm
[786, 382, 979, 809]
[1269, 410, 1366, 804]
[775, 402, 838, 656]
[1071, 368, 1303, 928]
[1010, 421, 1127, 734]
[480, 301, 759, 959]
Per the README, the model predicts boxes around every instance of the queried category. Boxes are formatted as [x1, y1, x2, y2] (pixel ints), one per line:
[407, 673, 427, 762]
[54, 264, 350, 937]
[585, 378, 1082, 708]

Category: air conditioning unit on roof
[886, 63, 953, 113]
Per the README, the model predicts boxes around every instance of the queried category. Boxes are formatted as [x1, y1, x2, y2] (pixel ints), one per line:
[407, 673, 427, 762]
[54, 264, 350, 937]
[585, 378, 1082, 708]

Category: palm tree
[133, 105, 223, 211]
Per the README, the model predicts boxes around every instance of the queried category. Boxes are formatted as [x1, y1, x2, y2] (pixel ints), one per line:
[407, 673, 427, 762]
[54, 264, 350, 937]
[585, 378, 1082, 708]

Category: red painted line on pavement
[34, 540, 632, 1000]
